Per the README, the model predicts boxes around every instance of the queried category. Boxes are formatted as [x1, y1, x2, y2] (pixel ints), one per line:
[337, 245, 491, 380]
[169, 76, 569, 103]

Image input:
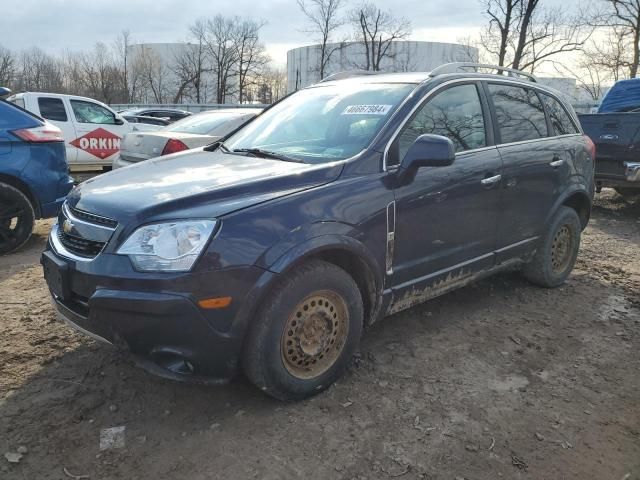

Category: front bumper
[42, 245, 273, 384]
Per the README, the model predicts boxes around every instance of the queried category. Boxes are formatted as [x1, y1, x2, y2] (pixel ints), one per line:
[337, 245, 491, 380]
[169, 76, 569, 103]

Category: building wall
[287, 41, 479, 92]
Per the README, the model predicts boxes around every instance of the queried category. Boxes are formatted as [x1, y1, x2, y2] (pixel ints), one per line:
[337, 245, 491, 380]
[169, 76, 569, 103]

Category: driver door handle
[481, 174, 502, 186]
[550, 157, 565, 168]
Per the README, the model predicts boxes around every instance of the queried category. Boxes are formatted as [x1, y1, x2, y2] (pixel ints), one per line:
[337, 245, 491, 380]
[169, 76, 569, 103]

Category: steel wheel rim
[281, 290, 349, 380]
[551, 224, 572, 274]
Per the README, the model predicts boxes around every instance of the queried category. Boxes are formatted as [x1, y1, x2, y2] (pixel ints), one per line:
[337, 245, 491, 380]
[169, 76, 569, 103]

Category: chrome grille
[57, 228, 105, 257]
[51, 203, 117, 261]
[68, 207, 118, 228]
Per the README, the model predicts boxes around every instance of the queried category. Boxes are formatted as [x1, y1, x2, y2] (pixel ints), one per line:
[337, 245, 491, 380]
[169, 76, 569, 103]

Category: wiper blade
[204, 141, 231, 153]
[232, 148, 305, 163]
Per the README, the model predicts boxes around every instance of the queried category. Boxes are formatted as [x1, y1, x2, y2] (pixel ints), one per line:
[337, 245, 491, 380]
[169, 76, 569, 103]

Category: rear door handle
[481, 174, 502, 186]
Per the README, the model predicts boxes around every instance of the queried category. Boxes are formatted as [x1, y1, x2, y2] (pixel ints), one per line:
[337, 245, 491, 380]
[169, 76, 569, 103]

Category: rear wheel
[0, 183, 35, 255]
[523, 206, 581, 288]
[242, 260, 363, 401]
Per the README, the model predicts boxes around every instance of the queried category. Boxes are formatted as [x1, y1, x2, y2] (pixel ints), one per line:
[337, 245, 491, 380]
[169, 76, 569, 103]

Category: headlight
[117, 220, 217, 272]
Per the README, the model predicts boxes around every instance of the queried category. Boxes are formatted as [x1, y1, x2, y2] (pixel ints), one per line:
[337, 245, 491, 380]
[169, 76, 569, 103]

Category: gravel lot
[1, 190, 639, 480]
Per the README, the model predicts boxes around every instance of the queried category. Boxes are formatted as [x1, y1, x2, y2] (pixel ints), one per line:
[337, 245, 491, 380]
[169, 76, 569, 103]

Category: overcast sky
[0, 0, 490, 66]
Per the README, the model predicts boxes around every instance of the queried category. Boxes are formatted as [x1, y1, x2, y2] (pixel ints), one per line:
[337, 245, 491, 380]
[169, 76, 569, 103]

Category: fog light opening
[152, 351, 195, 375]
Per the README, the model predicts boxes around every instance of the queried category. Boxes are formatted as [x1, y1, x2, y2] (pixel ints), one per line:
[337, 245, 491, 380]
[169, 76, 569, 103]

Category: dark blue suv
[42, 64, 595, 400]
[1, 89, 74, 254]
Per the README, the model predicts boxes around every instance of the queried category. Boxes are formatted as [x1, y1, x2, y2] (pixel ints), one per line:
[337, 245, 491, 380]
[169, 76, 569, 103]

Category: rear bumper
[39, 177, 74, 218]
[112, 155, 134, 170]
[595, 161, 640, 188]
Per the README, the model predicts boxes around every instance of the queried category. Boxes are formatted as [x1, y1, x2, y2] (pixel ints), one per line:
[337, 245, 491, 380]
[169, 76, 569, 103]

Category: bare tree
[553, 57, 607, 101]
[113, 30, 133, 103]
[594, 0, 640, 77]
[254, 66, 288, 103]
[349, 3, 411, 71]
[480, 0, 521, 66]
[235, 19, 269, 103]
[133, 45, 170, 103]
[480, 0, 591, 72]
[17, 48, 64, 92]
[205, 15, 240, 103]
[0, 45, 16, 87]
[516, 8, 589, 72]
[77, 43, 123, 104]
[297, 0, 345, 80]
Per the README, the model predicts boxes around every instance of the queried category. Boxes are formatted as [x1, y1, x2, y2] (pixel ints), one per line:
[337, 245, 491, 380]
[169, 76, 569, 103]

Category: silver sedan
[113, 108, 262, 169]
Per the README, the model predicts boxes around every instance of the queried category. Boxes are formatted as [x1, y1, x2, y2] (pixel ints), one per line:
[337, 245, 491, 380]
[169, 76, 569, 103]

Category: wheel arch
[268, 236, 385, 327]
[561, 190, 591, 229]
[0, 173, 41, 218]
[546, 186, 591, 231]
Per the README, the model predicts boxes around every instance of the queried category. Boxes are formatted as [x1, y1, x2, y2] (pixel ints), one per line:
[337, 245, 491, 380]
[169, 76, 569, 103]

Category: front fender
[266, 232, 381, 276]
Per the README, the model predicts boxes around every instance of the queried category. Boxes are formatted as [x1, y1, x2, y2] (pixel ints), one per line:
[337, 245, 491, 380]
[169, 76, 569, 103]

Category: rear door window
[540, 94, 580, 136]
[488, 84, 548, 143]
[38, 97, 68, 122]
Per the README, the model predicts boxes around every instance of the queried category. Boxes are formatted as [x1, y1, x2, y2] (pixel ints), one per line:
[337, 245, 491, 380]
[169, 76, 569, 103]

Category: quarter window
[392, 84, 487, 165]
[488, 84, 548, 143]
[540, 94, 579, 136]
[38, 97, 68, 122]
[70, 100, 116, 125]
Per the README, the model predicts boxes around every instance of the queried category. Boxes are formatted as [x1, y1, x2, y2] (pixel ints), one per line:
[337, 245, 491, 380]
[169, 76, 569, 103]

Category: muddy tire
[614, 187, 640, 199]
[523, 206, 581, 288]
[242, 260, 363, 401]
[0, 183, 35, 255]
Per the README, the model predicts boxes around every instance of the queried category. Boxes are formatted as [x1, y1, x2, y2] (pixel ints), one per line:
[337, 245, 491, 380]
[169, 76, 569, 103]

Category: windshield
[224, 83, 415, 163]
[164, 112, 248, 135]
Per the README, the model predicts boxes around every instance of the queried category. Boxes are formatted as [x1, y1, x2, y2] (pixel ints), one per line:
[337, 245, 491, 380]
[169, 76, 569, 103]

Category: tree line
[298, 0, 640, 101]
[0, 16, 287, 105]
[1, 1, 639, 105]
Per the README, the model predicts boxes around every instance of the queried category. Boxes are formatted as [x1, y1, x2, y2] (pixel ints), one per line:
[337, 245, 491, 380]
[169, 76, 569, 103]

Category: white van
[7, 92, 160, 172]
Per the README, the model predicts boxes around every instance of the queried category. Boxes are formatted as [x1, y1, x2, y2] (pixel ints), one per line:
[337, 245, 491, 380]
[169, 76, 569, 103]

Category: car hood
[67, 149, 343, 225]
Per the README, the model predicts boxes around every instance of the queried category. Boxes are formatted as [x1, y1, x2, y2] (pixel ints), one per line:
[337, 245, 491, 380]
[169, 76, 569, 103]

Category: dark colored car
[42, 64, 595, 400]
[117, 108, 192, 123]
[0, 88, 74, 254]
[579, 78, 640, 198]
[121, 114, 170, 127]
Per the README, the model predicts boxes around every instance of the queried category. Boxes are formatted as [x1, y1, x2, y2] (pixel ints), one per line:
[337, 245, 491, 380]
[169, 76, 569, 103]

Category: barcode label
[342, 105, 393, 115]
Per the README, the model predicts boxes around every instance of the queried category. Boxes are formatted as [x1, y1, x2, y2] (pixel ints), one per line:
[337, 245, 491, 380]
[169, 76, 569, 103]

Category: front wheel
[242, 260, 363, 401]
[522, 206, 582, 288]
[0, 183, 35, 255]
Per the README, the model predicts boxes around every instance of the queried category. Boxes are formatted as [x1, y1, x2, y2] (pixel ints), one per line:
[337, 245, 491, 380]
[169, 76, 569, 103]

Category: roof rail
[429, 63, 538, 83]
[319, 70, 380, 83]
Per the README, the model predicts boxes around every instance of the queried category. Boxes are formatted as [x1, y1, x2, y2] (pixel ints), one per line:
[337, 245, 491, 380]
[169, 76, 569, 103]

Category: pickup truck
[6, 92, 160, 173]
[579, 78, 640, 198]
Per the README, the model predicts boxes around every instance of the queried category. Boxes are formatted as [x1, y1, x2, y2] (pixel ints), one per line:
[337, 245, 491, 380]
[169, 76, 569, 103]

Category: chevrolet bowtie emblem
[62, 219, 74, 234]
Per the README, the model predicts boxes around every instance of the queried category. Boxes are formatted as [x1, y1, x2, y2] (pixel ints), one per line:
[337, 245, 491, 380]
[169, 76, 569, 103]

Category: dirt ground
[1, 190, 638, 480]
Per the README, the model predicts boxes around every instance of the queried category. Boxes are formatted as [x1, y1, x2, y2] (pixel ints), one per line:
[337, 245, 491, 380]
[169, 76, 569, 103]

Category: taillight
[584, 134, 596, 160]
[161, 138, 189, 155]
[12, 124, 64, 143]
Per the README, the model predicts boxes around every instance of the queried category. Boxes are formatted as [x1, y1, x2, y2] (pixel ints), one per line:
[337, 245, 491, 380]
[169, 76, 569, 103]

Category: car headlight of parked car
[117, 220, 217, 272]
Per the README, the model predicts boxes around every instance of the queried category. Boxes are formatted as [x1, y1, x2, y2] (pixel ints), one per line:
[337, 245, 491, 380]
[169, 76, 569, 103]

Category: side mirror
[114, 115, 125, 125]
[400, 134, 455, 170]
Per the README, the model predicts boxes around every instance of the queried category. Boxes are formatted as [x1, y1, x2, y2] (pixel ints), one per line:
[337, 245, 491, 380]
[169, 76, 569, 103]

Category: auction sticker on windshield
[342, 105, 393, 115]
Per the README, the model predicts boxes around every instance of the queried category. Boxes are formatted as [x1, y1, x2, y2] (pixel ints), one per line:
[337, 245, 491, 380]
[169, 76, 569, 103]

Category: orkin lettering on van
[70, 128, 122, 160]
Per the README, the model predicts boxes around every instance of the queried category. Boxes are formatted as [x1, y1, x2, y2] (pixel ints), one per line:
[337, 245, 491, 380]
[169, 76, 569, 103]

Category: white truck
[7, 92, 160, 173]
